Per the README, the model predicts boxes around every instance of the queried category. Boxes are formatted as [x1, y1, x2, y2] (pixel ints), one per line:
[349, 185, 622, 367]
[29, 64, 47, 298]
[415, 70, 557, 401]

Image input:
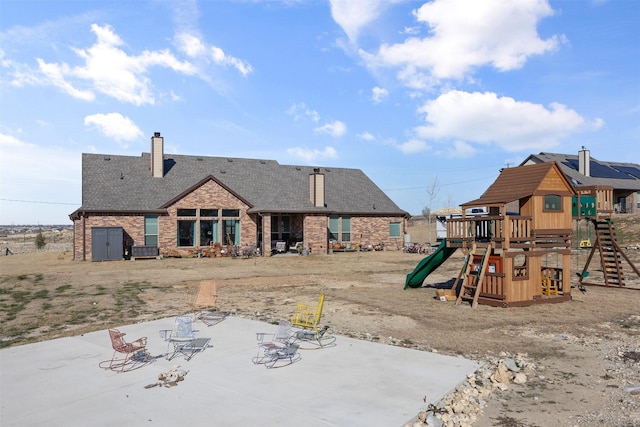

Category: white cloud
[287, 146, 338, 163]
[36, 58, 95, 101]
[210, 46, 252, 77]
[443, 140, 476, 158]
[68, 24, 197, 105]
[329, 0, 393, 43]
[361, 0, 562, 84]
[398, 138, 430, 154]
[175, 32, 252, 77]
[358, 132, 375, 141]
[175, 32, 207, 57]
[286, 102, 320, 122]
[315, 120, 347, 137]
[414, 90, 601, 152]
[372, 86, 388, 103]
[9, 24, 199, 105]
[84, 113, 143, 143]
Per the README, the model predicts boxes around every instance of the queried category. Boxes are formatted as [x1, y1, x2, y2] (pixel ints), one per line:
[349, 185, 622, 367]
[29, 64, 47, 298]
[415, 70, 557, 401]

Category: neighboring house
[69, 132, 409, 261]
[522, 149, 640, 214]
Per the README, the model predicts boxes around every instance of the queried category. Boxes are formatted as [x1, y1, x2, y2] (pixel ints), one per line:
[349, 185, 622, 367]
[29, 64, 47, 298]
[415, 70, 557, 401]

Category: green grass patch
[55, 284, 72, 293]
[11, 291, 31, 303]
[33, 290, 49, 299]
[4, 302, 27, 321]
[68, 310, 90, 325]
[114, 281, 148, 307]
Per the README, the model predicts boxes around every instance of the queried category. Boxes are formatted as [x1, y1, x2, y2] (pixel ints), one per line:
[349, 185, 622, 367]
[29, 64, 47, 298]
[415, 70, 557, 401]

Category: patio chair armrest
[295, 303, 312, 312]
[255, 332, 274, 343]
[132, 337, 147, 346]
[292, 309, 316, 323]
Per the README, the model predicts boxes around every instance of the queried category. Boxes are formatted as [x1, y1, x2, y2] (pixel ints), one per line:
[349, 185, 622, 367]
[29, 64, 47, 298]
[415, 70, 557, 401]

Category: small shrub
[35, 232, 46, 250]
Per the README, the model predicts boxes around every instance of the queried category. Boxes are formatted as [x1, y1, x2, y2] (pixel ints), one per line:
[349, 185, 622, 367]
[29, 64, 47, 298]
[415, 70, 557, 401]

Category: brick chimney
[309, 168, 325, 207]
[578, 146, 590, 177]
[151, 132, 164, 178]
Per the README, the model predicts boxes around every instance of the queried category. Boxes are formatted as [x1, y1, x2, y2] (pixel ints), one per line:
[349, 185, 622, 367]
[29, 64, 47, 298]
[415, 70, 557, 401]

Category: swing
[578, 218, 591, 249]
[575, 219, 590, 279]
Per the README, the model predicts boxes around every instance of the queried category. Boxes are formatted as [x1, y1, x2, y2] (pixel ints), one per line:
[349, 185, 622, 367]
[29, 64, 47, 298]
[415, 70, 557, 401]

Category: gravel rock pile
[404, 325, 640, 427]
[404, 352, 532, 427]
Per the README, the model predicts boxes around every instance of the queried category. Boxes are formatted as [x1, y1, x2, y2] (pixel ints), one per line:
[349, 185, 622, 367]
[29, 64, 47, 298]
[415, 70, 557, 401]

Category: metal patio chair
[252, 320, 301, 369]
[160, 315, 211, 361]
[99, 328, 152, 372]
[290, 293, 336, 349]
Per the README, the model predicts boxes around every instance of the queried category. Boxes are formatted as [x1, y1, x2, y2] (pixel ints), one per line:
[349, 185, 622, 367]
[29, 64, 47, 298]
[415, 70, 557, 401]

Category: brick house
[70, 132, 409, 261]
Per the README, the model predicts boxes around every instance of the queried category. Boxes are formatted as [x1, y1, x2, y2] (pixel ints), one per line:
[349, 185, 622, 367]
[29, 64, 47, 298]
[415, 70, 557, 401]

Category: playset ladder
[579, 219, 640, 287]
[456, 245, 490, 308]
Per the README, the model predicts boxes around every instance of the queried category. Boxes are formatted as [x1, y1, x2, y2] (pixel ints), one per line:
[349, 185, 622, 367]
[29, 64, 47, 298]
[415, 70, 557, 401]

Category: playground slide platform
[404, 239, 457, 289]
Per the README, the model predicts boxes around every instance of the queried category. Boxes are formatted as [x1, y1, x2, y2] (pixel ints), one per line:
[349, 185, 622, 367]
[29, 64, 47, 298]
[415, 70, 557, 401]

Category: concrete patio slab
[0, 316, 479, 426]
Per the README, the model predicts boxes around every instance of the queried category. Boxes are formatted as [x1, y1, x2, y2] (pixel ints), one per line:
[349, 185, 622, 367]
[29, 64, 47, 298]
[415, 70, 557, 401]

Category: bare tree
[424, 176, 440, 245]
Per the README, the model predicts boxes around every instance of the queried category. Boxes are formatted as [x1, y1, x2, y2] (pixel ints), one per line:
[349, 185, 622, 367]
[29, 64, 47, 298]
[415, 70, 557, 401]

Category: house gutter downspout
[258, 212, 265, 257]
[82, 214, 86, 261]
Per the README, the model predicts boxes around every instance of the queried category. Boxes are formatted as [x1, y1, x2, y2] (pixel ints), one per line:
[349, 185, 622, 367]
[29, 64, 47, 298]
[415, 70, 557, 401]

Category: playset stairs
[456, 245, 490, 308]
[579, 219, 640, 287]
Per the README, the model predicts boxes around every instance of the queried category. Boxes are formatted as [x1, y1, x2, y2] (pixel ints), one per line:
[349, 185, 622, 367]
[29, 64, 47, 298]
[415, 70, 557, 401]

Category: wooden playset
[443, 162, 637, 308]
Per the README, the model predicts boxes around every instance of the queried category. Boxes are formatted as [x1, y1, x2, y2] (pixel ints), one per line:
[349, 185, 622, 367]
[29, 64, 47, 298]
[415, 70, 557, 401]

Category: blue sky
[1, 0, 638, 225]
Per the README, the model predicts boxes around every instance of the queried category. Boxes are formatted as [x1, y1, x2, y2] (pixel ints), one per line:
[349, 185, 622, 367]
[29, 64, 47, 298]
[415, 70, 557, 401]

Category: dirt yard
[1, 218, 639, 427]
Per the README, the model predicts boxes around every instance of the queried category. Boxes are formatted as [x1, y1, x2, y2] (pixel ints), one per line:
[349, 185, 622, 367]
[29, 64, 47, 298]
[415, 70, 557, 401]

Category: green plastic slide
[404, 239, 457, 289]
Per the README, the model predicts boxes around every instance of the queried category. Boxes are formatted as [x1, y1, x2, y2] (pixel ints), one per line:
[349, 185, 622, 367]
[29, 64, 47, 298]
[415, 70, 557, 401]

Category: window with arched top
[544, 194, 562, 212]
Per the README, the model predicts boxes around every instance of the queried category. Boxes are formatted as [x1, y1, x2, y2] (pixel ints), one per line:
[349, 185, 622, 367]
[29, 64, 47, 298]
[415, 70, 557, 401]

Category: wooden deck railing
[446, 216, 532, 246]
[576, 185, 613, 216]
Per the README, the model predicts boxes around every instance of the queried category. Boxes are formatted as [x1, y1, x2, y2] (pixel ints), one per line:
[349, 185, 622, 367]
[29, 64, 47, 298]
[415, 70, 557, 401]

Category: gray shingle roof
[73, 152, 408, 216]
[523, 153, 640, 191]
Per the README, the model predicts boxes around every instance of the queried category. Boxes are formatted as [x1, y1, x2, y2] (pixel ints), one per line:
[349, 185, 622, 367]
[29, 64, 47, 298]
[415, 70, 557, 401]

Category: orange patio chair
[99, 328, 152, 372]
[186, 280, 226, 326]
